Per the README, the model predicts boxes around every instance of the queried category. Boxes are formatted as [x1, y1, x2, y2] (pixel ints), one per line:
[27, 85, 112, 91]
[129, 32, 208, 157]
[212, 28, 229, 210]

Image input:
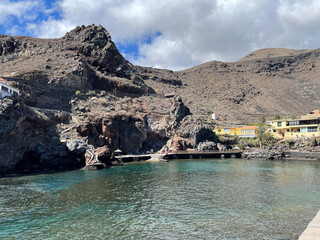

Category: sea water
[1, 159, 320, 240]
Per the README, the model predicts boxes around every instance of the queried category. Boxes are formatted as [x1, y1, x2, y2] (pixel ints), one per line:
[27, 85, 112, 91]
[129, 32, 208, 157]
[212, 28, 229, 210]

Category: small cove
[1, 159, 320, 239]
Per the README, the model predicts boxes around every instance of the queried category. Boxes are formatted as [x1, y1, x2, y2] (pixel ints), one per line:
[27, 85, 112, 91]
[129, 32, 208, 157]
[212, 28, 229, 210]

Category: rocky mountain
[2, 24, 320, 124]
[0, 25, 152, 96]
[1, 24, 320, 174]
[138, 47, 320, 124]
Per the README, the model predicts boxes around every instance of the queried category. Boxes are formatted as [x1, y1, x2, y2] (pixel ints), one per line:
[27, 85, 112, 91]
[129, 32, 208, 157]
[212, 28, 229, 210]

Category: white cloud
[20, 0, 320, 70]
[0, 0, 41, 23]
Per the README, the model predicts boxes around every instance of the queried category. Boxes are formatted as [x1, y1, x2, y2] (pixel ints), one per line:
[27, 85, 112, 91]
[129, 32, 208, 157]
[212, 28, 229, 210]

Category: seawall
[299, 210, 320, 240]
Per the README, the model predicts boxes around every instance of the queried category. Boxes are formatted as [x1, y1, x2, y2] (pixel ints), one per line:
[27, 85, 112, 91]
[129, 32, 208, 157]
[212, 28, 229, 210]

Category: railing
[171, 149, 242, 154]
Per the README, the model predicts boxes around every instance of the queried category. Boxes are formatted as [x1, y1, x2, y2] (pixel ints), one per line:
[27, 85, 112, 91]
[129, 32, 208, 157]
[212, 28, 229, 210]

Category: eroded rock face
[0, 98, 85, 175]
[165, 113, 218, 151]
[76, 113, 169, 154]
[0, 98, 45, 172]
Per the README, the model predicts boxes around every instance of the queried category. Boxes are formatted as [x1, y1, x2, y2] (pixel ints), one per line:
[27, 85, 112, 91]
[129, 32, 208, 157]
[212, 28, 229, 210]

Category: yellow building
[268, 110, 320, 138]
[214, 126, 242, 136]
[240, 126, 260, 138]
[215, 126, 259, 138]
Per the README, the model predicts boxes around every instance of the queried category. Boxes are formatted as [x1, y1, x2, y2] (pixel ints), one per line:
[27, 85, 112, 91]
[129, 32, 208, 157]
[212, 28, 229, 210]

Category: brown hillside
[1, 25, 320, 125]
[238, 48, 313, 62]
[138, 49, 320, 124]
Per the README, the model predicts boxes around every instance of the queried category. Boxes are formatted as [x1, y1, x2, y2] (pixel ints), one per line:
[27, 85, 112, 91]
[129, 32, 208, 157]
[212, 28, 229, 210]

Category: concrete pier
[162, 150, 243, 160]
[115, 154, 152, 162]
[299, 210, 320, 240]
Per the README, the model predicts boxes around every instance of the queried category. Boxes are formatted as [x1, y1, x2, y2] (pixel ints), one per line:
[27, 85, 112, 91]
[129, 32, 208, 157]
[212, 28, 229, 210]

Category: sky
[0, 0, 320, 70]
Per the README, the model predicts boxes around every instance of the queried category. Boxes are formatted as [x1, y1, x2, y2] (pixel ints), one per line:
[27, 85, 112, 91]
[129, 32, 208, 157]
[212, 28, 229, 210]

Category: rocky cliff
[0, 98, 84, 174]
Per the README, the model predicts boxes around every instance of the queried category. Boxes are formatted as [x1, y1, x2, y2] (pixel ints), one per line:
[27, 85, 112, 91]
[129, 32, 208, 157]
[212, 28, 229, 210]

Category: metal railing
[171, 149, 242, 154]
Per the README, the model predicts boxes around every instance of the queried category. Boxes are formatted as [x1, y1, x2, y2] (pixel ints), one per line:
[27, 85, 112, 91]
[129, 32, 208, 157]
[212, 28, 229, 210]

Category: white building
[0, 78, 19, 99]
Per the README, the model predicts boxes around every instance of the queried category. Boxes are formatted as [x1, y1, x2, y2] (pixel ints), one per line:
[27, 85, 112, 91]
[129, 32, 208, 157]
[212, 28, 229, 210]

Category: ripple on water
[1, 159, 320, 239]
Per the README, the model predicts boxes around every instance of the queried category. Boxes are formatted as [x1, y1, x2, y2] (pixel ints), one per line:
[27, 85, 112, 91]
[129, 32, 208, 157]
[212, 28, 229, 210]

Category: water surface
[1, 159, 320, 239]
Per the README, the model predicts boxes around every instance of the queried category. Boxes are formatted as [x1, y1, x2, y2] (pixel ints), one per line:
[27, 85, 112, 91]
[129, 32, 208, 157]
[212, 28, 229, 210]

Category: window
[277, 122, 282, 127]
[1, 86, 8, 92]
[246, 130, 250, 133]
[288, 121, 299, 126]
[273, 130, 276, 133]
[251, 130, 255, 133]
[308, 127, 317, 132]
[301, 127, 307, 133]
[224, 128, 230, 133]
[241, 130, 245, 133]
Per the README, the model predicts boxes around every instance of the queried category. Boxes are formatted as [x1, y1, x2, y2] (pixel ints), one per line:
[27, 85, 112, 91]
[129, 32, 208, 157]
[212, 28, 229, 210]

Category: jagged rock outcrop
[63, 25, 133, 78]
[169, 95, 191, 128]
[0, 24, 154, 96]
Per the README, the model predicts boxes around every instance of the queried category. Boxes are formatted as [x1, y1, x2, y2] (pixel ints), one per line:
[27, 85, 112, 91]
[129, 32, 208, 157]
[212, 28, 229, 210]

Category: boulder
[169, 135, 193, 150]
[82, 163, 107, 170]
[67, 139, 89, 155]
[217, 143, 227, 151]
[197, 141, 217, 151]
[95, 146, 112, 162]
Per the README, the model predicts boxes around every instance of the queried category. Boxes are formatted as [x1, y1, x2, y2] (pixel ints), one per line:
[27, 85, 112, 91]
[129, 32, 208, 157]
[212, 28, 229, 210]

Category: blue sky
[1, 0, 320, 70]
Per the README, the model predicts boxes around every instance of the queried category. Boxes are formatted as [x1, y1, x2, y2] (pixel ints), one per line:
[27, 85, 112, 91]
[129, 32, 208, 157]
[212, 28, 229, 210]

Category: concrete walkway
[299, 210, 320, 239]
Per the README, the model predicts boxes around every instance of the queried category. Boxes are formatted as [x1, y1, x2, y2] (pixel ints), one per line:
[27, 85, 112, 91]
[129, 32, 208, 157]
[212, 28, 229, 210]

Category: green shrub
[275, 114, 282, 120]
[232, 134, 239, 141]
[258, 131, 276, 146]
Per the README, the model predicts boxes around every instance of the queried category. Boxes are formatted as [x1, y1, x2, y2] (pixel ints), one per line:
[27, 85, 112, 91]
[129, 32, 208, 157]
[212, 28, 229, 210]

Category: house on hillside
[214, 125, 260, 138]
[240, 126, 259, 138]
[0, 78, 19, 99]
[268, 110, 320, 138]
[214, 126, 242, 136]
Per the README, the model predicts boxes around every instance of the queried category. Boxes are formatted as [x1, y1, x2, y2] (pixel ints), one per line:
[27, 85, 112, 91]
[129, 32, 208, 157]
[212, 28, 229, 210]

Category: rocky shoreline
[243, 150, 320, 161]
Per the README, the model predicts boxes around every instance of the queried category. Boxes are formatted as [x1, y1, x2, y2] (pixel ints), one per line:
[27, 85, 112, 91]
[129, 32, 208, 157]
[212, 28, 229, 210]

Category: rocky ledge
[243, 137, 320, 160]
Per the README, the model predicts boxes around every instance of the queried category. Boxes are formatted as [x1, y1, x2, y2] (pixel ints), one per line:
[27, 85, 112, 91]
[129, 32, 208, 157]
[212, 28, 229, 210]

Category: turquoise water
[1, 159, 320, 239]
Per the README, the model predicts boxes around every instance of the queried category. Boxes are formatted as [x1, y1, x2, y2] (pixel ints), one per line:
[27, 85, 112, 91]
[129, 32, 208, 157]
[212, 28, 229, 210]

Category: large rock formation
[0, 97, 85, 174]
[166, 115, 218, 151]
[0, 24, 153, 95]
